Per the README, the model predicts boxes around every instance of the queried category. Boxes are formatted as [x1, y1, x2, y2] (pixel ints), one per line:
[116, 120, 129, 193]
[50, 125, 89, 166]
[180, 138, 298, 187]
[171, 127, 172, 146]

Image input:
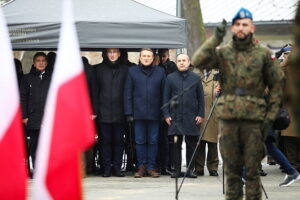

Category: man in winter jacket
[163, 54, 205, 178]
[124, 48, 165, 178]
[93, 48, 128, 177]
[20, 52, 51, 170]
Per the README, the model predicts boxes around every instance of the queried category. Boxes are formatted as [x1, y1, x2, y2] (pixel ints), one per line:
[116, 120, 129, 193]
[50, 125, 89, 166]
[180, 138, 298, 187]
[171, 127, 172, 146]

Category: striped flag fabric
[33, 0, 96, 199]
[0, 5, 27, 200]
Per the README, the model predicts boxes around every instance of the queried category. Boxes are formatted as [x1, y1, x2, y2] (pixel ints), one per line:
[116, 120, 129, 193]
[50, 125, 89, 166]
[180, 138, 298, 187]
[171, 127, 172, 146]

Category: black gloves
[214, 19, 227, 40]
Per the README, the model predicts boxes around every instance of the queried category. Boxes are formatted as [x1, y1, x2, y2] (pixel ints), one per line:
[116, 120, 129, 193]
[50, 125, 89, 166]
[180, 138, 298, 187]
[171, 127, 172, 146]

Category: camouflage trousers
[219, 119, 264, 200]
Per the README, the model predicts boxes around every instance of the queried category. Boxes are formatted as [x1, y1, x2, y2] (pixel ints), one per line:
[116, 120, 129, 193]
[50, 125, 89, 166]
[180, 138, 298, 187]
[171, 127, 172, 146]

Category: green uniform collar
[232, 34, 254, 51]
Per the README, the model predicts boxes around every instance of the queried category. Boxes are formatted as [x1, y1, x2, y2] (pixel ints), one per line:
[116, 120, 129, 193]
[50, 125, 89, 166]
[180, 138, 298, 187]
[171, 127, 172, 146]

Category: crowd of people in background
[14, 44, 300, 188]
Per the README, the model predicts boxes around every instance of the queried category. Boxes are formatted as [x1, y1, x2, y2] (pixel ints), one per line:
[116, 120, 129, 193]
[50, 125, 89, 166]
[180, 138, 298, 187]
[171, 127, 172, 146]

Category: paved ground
[27, 164, 300, 200]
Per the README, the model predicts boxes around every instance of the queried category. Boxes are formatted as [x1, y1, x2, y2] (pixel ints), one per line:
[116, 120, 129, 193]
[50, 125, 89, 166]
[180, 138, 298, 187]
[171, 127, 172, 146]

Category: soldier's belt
[223, 88, 262, 97]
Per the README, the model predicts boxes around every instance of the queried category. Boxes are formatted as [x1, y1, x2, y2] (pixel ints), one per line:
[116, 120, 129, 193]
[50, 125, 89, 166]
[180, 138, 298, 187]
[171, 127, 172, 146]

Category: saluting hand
[215, 19, 227, 40]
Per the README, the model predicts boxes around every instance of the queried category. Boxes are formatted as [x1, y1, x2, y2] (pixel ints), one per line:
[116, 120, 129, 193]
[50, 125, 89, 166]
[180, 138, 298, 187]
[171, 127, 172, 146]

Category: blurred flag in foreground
[0, 5, 27, 200]
[33, 0, 96, 199]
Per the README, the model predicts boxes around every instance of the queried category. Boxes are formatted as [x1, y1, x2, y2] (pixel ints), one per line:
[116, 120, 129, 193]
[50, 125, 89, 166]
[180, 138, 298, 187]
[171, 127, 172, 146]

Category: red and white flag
[33, 0, 96, 199]
[0, 6, 27, 200]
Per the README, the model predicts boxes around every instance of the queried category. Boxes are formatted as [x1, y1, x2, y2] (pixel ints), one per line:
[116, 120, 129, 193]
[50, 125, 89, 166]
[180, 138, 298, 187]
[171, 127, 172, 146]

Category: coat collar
[31, 67, 48, 77]
[139, 64, 154, 76]
[176, 69, 191, 79]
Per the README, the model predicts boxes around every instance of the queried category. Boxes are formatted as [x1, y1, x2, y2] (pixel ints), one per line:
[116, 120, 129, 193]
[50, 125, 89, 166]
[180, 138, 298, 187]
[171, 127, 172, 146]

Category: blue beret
[283, 47, 292, 53]
[232, 8, 253, 24]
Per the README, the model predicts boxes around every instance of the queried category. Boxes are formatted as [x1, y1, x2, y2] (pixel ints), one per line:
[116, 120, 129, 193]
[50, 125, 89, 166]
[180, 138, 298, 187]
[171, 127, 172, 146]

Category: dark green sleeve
[191, 36, 222, 70]
[263, 50, 284, 122]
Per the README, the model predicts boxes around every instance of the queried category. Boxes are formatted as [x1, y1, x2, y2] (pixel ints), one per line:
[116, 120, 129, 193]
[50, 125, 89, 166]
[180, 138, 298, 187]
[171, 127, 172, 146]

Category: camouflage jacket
[192, 35, 283, 122]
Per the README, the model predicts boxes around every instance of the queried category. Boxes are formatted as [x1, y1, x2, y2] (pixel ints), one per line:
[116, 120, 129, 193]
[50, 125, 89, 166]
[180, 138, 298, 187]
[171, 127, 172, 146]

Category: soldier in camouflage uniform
[192, 8, 283, 200]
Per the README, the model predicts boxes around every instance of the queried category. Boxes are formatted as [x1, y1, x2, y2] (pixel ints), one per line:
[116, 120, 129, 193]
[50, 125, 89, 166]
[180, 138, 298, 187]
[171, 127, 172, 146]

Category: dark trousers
[195, 140, 219, 172]
[284, 136, 300, 172]
[27, 129, 40, 169]
[157, 121, 171, 170]
[100, 123, 124, 171]
[266, 133, 297, 175]
[84, 145, 96, 174]
[171, 135, 198, 172]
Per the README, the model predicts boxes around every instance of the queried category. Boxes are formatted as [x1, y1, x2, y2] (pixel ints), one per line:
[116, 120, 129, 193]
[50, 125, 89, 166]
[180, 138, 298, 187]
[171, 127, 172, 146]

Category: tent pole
[176, 0, 183, 54]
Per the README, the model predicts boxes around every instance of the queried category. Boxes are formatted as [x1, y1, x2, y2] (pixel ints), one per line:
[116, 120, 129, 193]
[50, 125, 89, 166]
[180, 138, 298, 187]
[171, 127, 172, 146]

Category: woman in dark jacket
[94, 48, 128, 177]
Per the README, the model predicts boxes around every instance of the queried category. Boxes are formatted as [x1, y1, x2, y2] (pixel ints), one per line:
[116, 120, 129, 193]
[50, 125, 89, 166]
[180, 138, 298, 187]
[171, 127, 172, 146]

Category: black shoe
[259, 169, 267, 176]
[103, 168, 111, 177]
[186, 171, 197, 178]
[209, 170, 219, 176]
[196, 171, 204, 176]
[114, 169, 125, 177]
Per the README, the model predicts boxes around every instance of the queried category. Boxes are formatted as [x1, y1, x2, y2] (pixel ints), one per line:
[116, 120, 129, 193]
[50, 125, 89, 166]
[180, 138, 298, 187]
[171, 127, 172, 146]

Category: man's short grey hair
[176, 53, 190, 61]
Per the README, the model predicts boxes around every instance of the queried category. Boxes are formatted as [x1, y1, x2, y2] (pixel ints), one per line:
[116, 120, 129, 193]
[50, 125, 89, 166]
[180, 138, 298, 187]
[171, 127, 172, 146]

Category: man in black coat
[20, 52, 51, 170]
[81, 56, 98, 175]
[163, 54, 205, 178]
[93, 48, 128, 177]
[157, 49, 177, 175]
[158, 49, 177, 74]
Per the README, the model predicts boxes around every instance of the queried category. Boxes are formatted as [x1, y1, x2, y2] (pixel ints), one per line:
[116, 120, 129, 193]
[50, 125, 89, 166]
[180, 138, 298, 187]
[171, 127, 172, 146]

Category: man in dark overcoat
[163, 54, 205, 178]
[93, 48, 128, 177]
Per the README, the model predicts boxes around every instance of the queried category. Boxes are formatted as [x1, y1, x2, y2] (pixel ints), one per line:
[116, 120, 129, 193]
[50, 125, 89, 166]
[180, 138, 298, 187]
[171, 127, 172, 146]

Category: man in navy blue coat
[124, 48, 166, 178]
[163, 54, 205, 178]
